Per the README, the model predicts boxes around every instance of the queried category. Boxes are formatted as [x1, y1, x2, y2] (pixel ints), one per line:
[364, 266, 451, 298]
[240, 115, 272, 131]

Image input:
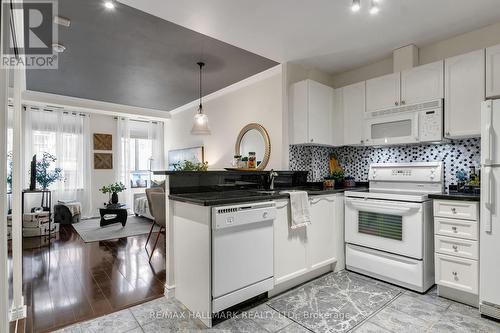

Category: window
[128, 137, 152, 188]
[129, 138, 152, 171]
[25, 108, 89, 192]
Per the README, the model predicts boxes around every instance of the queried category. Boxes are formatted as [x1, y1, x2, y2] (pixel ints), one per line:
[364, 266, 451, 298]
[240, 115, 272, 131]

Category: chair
[145, 187, 166, 261]
[54, 204, 81, 224]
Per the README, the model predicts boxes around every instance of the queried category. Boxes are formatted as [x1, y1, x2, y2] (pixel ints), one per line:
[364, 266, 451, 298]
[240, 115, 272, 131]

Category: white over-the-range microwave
[364, 99, 443, 146]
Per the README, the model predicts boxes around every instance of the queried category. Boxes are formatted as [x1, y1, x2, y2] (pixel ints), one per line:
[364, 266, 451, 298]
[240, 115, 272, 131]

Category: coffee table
[99, 204, 128, 227]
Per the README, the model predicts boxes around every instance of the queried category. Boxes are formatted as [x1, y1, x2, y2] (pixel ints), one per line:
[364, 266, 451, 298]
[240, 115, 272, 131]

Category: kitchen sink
[251, 190, 279, 195]
[251, 189, 307, 195]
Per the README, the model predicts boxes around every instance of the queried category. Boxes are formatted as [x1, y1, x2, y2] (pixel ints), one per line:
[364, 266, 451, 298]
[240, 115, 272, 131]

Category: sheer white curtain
[115, 117, 132, 208]
[148, 121, 164, 171]
[24, 106, 92, 217]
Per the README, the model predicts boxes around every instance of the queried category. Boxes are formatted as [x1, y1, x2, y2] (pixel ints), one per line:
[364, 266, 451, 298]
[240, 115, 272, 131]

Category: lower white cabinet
[433, 199, 479, 306]
[274, 200, 308, 284]
[273, 195, 344, 286]
[435, 253, 478, 294]
[309, 196, 338, 270]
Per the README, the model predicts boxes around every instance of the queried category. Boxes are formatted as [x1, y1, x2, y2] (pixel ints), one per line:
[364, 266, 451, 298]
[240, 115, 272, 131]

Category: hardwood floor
[8, 223, 166, 333]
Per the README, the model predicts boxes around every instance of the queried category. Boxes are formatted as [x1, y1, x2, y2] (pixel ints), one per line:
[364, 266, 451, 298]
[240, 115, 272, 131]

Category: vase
[111, 192, 119, 204]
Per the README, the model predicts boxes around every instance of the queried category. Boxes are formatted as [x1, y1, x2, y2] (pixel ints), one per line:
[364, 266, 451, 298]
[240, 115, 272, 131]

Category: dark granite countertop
[169, 187, 367, 206]
[154, 170, 299, 176]
[428, 192, 480, 202]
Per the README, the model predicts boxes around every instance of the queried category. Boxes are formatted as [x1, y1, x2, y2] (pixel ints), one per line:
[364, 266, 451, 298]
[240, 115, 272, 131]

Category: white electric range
[344, 162, 444, 292]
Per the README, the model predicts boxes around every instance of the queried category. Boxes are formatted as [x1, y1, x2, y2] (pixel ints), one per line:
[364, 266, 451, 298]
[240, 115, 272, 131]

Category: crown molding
[169, 64, 282, 115]
[21, 90, 171, 121]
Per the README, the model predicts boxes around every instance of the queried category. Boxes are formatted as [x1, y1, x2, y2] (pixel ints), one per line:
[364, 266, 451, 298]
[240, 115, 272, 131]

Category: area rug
[72, 215, 160, 243]
[267, 270, 402, 333]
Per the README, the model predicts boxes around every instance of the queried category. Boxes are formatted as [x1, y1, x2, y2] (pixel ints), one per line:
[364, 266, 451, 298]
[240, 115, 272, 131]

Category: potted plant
[35, 152, 64, 190]
[330, 169, 345, 189]
[99, 182, 127, 204]
[172, 160, 209, 171]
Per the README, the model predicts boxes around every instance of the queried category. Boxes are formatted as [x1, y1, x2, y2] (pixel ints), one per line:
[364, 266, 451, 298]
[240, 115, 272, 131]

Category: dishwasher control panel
[212, 201, 277, 230]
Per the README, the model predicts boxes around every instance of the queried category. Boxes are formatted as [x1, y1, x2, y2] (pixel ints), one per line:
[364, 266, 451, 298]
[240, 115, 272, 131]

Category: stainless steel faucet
[269, 169, 279, 190]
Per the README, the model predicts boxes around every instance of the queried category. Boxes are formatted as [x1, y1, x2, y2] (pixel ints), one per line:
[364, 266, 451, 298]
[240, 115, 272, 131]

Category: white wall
[166, 70, 284, 170]
[89, 113, 116, 214]
[331, 20, 500, 88]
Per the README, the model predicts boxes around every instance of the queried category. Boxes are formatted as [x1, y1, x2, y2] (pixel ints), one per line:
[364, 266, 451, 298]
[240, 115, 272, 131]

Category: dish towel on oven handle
[282, 190, 311, 229]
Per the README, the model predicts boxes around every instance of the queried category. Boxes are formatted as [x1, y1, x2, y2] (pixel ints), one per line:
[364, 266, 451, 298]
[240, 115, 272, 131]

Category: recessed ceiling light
[351, 0, 361, 12]
[53, 15, 71, 27]
[52, 43, 66, 53]
[104, 1, 115, 10]
[370, 0, 380, 14]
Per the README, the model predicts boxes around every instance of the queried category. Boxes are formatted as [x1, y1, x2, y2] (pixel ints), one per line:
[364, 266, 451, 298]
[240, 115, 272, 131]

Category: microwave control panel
[419, 108, 442, 142]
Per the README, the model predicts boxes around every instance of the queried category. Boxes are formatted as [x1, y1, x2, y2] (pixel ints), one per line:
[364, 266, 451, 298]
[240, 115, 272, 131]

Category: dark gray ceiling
[26, 0, 278, 111]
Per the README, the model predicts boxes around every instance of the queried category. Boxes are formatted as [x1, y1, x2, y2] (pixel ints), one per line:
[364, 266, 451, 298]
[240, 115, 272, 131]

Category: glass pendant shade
[191, 109, 211, 135]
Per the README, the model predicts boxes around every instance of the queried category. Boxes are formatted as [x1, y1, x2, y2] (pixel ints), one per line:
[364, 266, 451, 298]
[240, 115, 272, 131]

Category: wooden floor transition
[8, 222, 166, 333]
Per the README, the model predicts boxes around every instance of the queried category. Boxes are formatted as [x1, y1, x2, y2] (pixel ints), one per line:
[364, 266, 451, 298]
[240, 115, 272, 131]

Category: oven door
[345, 197, 424, 259]
[364, 112, 419, 145]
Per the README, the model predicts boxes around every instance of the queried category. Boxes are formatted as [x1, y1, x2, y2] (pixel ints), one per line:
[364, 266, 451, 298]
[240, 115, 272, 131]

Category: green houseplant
[172, 160, 208, 171]
[35, 152, 64, 190]
[99, 182, 126, 204]
[330, 169, 345, 189]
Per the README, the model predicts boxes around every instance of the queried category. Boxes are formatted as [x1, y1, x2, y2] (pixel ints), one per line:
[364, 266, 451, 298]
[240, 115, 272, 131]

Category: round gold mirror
[235, 123, 271, 170]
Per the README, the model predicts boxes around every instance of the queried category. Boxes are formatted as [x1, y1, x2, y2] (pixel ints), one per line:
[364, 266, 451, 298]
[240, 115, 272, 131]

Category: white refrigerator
[480, 99, 500, 319]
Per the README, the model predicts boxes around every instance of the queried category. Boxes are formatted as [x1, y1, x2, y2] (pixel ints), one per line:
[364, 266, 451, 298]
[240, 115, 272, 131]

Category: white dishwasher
[212, 201, 276, 313]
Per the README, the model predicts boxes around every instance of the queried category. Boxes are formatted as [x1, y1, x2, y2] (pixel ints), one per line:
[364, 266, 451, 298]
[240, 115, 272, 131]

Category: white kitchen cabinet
[342, 82, 366, 145]
[309, 196, 337, 270]
[366, 73, 401, 112]
[444, 49, 485, 138]
[486, 44, 500, 98]
[433, 199, 479, 306]
[291, 79, 333, 145]
[401, 60, 444, 105]
[273, 195, 344, 288]
[331, 88, 344, 146]
[273, 200, 308, 285]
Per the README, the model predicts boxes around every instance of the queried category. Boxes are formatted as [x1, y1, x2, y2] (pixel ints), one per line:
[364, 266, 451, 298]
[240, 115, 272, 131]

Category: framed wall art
[94, 153, 113, 169]
[93, 133, 113, 151]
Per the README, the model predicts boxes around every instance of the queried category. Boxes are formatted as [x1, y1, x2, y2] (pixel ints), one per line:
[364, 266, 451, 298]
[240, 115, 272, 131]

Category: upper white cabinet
[291, 79, 333, 145]
[331, 89, 344, 147]
[445, 49, 485, 138]
[366, 73, 401, 112]
[366, 62, 444, 113]
[486, 44, 500, 98]
[342, 82, 366, 145]
[401, 61, 444, 105]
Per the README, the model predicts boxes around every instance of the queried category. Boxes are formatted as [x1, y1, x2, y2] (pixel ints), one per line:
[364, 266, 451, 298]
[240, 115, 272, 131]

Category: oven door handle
[346, 199, 420, 216]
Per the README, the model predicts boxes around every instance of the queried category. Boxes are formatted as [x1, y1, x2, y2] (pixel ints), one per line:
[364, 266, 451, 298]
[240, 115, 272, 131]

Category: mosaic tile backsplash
[289, 138, 481, 190]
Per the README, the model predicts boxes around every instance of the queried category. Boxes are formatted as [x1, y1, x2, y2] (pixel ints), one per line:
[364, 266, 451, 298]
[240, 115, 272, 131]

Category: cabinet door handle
[445, 131, 451, 136]
[401, 100, 406, 105]
[452, 245, 458, 251]
[452, 226, 458, 232]
[310, 139, 314, 143]
[395, 101, 399, 106]
[451, 207, 457, 214]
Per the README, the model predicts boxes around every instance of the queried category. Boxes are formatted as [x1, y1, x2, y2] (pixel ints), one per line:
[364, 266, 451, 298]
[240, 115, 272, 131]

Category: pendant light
[191, 62, 211, 135]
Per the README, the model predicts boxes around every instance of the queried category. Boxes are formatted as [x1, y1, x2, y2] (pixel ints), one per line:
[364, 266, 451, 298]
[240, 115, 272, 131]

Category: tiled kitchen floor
[54, 271, 500, 333]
